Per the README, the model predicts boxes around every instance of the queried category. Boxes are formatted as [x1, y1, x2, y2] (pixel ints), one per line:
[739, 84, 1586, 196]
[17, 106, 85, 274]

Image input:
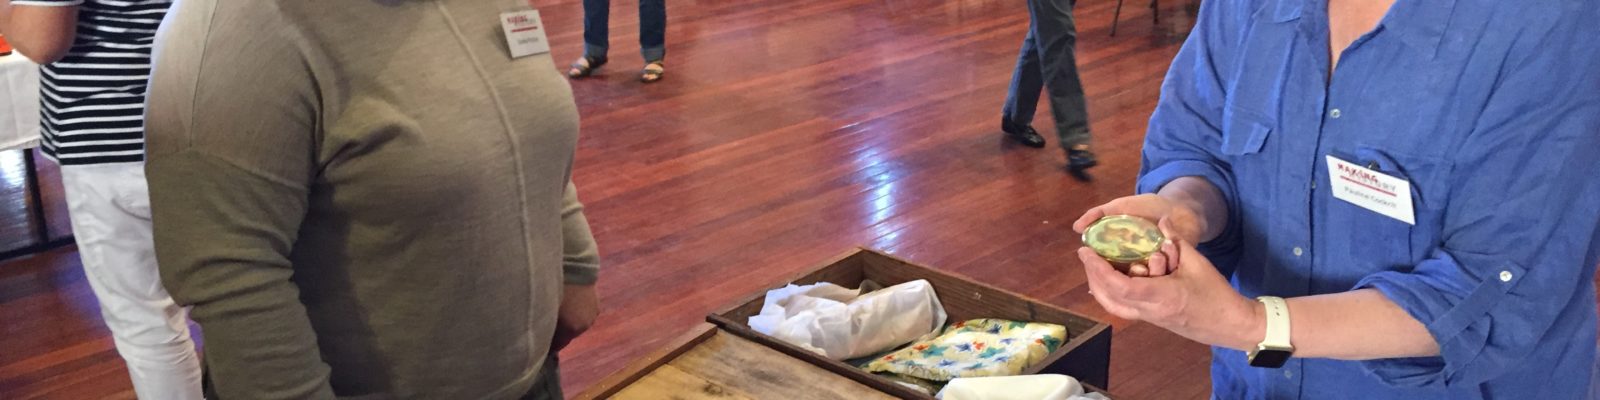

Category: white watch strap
[1258, 296, 1292, 348]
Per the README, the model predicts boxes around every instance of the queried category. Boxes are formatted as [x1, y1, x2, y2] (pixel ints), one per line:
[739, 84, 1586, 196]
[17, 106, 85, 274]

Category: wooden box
[573, 323, 908, 400]
[707, 247, 1113, 399]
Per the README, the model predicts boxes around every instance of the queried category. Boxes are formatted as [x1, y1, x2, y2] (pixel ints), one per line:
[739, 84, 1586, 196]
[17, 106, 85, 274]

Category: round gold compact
[1082, 215, 1165, 274]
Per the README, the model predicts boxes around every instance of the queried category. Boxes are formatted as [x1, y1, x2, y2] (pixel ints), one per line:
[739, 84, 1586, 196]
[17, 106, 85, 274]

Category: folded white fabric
[748, 279, 947, 360]
[936, 375, 1108, 400]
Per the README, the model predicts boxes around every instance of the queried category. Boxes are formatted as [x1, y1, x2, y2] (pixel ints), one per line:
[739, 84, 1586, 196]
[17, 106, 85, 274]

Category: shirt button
[1284, 370, 1294, 378]
[1293, 247, 1304, 257]
[1329, 108, 1342, 118]
[1500, 270, 1514, 282]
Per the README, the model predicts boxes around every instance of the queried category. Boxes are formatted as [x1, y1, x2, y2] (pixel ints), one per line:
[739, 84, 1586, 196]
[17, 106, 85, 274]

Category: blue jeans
[1002, 0, 1091, 149]
[582, 0, 667, 62]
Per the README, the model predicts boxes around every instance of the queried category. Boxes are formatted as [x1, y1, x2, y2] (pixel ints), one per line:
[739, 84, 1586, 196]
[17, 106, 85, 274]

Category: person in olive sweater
[143, 1, 602, 399]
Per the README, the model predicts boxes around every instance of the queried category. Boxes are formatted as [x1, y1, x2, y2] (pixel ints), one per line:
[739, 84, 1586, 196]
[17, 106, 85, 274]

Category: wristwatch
[1248, 296, 1295, 368]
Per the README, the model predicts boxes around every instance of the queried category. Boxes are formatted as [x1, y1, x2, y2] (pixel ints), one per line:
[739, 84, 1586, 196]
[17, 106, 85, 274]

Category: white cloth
[749, 279, 948, 360]
[936, 375, 1109, 400]
[62, 163, 203, 400]
[0, 53, 41, 151]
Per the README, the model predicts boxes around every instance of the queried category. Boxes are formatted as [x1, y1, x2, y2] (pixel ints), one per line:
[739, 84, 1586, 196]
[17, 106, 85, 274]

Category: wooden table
[0, 52, 72, 260]
[1, 53, 40, 151]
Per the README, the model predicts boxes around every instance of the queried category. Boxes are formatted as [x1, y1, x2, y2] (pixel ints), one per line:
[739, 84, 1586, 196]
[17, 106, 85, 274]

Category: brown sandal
[640, 61, 665, 83]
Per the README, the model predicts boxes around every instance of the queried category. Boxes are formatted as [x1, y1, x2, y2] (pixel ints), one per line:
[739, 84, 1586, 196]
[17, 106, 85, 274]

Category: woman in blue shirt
[1072, 0, 1600, 399]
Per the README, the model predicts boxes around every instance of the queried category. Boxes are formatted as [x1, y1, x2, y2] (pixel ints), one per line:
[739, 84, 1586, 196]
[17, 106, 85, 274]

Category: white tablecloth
[1, 53, 42, 152]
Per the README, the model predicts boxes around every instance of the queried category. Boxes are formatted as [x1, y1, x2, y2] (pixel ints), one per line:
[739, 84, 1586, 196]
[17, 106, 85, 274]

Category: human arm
[1079, 237, 1436, 358]
[145, 3, 335, 398]
[0, 0, 78, 63]
[1073, 0, 1240, 274]
[1340, 9, 1600, 386]
[1080, 4, 1600, 386]
[553, 181, 602, 351]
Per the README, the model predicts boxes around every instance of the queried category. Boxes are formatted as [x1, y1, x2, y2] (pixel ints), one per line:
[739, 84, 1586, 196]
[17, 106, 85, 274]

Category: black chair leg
[1151, 0, 1160, 25]
[1112, 0, 1125, 36]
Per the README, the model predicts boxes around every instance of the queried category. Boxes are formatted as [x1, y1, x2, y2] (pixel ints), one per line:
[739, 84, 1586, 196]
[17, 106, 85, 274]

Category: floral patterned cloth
[863, 318, 1067, 381]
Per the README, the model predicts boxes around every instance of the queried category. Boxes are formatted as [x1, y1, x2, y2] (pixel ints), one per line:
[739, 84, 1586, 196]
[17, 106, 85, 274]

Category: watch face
[1249, 349, 1292, 368]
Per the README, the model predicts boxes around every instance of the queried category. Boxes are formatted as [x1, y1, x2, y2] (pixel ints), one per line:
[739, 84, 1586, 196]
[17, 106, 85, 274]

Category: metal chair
[1111, 0, 1159, 36]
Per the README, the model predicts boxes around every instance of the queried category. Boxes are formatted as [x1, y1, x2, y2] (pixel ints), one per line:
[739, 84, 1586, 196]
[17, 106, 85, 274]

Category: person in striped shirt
[0, 0, 202, 399]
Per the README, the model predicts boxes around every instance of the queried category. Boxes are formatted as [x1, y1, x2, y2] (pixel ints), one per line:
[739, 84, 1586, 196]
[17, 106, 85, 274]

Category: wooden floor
[0, 0, 1214, 398]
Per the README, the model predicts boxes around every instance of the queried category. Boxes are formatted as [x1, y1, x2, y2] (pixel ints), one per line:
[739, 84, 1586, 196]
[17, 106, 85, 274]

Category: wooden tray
[707, 247, 1114, 398]
[573, 323, 902, 400]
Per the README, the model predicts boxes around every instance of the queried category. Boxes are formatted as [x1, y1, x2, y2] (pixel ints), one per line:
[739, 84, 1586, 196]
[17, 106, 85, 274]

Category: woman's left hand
[1077, 227, 1265, 351]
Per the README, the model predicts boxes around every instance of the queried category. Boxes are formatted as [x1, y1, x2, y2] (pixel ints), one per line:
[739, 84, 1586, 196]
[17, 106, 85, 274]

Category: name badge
[500, 10, 550, 59]
[1326, 155, 1415, 225]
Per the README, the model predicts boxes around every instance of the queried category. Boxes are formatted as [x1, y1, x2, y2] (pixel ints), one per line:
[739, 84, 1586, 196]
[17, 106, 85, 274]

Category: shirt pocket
[1220, 110, 1272, 156]
[1325, 145, 1453, 264]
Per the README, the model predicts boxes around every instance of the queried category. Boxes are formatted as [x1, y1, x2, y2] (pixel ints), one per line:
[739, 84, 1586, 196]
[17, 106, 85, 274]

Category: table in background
[2, 53, 40, 150]
[1, 53, 72, 260]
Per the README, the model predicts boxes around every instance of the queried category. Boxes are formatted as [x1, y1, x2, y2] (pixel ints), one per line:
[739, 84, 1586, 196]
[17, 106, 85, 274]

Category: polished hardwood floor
[5, 0, 1207, 398]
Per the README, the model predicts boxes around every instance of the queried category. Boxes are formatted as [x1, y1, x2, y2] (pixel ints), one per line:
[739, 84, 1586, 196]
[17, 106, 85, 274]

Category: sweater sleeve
[144, 2, 335, 399]
[561, 181, 602, 285]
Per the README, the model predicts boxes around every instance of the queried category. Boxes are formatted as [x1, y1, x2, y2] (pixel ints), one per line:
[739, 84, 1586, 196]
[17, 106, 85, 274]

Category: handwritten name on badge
[500, 10, 550, 59]
[1326, 155, 1415, 225]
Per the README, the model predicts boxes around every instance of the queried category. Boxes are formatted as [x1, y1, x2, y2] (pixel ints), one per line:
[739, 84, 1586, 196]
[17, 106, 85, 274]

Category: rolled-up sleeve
[1354, 12, 1600, 387]
[1136, 0, 1244, 254]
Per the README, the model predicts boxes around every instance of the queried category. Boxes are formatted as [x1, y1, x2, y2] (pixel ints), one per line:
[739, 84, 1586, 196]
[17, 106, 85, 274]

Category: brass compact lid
[1082, 215, 1165, 263]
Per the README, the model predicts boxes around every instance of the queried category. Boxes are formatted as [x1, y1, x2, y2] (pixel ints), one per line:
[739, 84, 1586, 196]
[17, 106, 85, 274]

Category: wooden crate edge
[571, 323, 719, 400]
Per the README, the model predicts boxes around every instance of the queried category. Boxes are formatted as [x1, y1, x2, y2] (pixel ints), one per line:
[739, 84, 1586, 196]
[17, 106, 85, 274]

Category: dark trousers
[582, 0, 667, 62]
[1002, 0, 1092, 149]
[519, 355, 563, 400]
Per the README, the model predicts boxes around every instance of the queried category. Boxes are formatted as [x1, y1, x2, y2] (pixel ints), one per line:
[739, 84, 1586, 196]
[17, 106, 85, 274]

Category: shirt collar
[1268, 0, 1452, 57]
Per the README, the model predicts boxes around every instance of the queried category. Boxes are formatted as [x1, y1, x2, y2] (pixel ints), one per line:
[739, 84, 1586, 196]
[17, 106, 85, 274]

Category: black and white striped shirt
[16, 0, 170, 165]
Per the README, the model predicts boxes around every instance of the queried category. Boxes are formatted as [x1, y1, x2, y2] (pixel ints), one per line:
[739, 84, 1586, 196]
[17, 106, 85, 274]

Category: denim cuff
[583, 44, 609, 60]
[642, 46, 666, 63]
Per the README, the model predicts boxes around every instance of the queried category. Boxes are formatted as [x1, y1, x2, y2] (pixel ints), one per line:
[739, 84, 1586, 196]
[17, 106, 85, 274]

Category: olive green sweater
[143, 1, 600, 399]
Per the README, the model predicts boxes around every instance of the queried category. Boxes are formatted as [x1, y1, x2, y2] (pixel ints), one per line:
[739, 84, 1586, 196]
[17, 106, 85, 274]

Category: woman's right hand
[1073, 193, 1209, 246]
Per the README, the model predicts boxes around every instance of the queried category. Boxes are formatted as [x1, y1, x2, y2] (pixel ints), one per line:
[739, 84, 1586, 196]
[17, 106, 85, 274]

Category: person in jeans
[1001, 0, 1097, 176]
[0, 1, 202, 398]
[566, 0, 667, 83]
[143, 0, 603, 398]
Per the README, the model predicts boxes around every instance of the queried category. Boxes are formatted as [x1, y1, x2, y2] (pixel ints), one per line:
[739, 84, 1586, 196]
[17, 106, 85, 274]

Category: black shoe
[1067, 148, 1098, 171]
[1001, 121, 1047, 148]
[1065, 148, 1097, 181]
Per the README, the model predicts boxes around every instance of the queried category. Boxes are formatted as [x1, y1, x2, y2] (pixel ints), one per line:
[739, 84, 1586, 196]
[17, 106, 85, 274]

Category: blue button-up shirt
[1137, 0, 1600, 399]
